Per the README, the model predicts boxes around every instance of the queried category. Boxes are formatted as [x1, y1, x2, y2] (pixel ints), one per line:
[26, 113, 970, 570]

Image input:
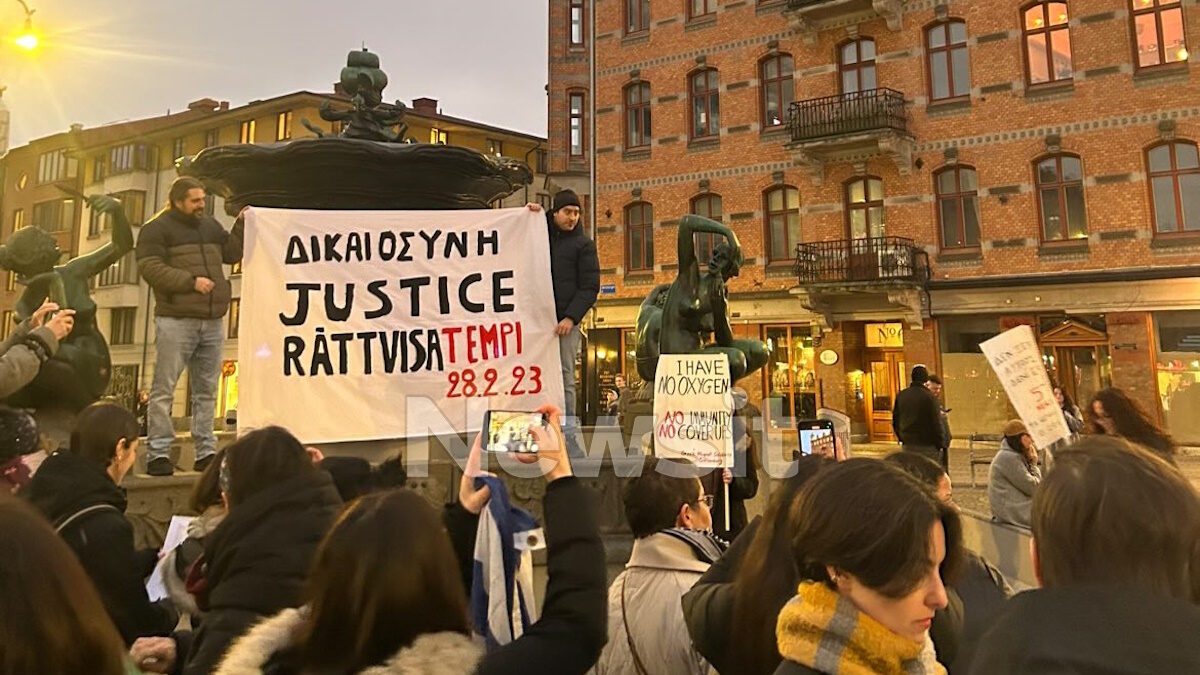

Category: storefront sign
[865, 322, 905, 348]
[980, 326, 1072, 449]
[238, 207, 564, 443]
[653, 354, 733, 468]
[600, 284, 616, 295]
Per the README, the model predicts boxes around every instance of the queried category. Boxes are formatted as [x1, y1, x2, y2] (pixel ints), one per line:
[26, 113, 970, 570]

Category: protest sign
[238, 207, 563, 443]
[980, 325, 1071, 450]
[653, 354, 734, 469]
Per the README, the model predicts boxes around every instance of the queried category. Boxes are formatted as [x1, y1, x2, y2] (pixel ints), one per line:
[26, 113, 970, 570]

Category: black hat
[552, 189, 581, 212]
[0, 406, 38, 463]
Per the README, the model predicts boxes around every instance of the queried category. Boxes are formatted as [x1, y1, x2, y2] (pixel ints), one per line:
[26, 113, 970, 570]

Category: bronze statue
[0, 194, 134, 411]
[635, 215, 769, 385]
[314, 48, 409, 142]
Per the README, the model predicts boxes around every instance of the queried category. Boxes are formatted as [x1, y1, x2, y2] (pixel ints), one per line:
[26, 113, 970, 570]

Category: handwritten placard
[653, 354, 734, 468]
[980, 326, 1071, 449]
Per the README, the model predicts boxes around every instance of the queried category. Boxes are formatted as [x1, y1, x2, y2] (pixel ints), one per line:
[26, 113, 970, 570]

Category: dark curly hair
[0, 228, 61, 278]
[1087, 388, 1176, 460]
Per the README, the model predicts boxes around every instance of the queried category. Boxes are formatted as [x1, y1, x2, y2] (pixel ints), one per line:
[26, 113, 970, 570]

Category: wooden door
[865, 352, 906, 441]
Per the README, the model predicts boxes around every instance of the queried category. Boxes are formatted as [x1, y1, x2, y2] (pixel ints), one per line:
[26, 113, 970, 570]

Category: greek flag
[470, 475, 543, 650]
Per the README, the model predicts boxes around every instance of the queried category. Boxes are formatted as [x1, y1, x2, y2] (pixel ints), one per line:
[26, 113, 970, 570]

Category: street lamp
[14, 0, 36, 51]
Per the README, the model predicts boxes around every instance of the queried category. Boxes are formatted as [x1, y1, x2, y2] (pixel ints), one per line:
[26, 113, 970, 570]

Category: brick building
[548, 0, 1200, 452]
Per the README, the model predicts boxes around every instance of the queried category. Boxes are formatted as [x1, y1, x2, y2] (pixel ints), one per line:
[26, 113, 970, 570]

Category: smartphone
[797, 419, 836, 458]
[482, 410, 546, 454]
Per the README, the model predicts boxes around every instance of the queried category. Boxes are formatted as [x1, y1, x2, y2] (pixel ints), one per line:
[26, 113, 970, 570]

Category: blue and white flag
[471, 475, 543, 650]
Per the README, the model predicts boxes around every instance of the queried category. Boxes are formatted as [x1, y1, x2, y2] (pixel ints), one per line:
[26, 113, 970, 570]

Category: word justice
[278, 272, 516, 326]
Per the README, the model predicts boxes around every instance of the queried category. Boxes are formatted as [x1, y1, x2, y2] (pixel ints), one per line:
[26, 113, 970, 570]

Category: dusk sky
[0, 0, 549, 148]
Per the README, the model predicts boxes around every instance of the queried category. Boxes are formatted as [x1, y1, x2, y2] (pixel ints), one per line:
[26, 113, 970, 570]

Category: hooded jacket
[136, 208, 243, 320]
[181, 470, 342, 675]
[546, 211, 600, 325]
[968, 585, 1200, 674]
[24, 450, 176, 645]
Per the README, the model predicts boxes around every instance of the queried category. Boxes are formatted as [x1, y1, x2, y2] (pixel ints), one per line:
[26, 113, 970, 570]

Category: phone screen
[484, 411, 545, 454]
[797, 420, 836, 458]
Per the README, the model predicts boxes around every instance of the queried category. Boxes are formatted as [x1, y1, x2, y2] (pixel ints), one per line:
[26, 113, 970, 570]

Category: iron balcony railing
[793, 237, 930, 285]
[788, 88, 909, 143]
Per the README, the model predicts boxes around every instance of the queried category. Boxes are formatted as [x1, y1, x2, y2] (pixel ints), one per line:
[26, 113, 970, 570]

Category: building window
[12, 209, 23, 232]
[690, 194, 723, 263]
[569, 0, 585, 47]
[936, 166, 981, 248]
[926, 20, 970, 101]
[204, 128, 220, 148]
[535, 149, 549, 174]
[486, 138, 504, 156]
[96, 252, 138, 287]
[1023, 2, 1074, 85]
[624, 82, 652, 149]
[6, 271, 16, 292]
[430, 127, 448, 145]
[1035, 154, 1088, 241]
[690, 68, 720, 140]
[839, 38, 877, 94]
[109, 144, 156, 175]
[765, 185, 801, 262]
[92, 155, 106, 182]
[1131, 0, 1187, 69]
[761, 53, 794, 127]
[37, 149, 78, 184]
[90, 190, 146, 236]
[275, 111, 293, 141]
[0, 311, 15, 341]
[689, 0, 716, 21]
[240, 120, 256, 144]
[625, 201, 654, 271]
[110, 307, 137, 346]
[31, 199, 75, 233]
[846, 177, 885, 239]
[764, 326, 818, 429]
[1155, 310, 1200, 444]
[1147, 141, 1200, 234]
[568, 91, 586, 158]
[228, 299, 241, 339]
[626, 0, 650, 34]
[171, 136, 186, 161]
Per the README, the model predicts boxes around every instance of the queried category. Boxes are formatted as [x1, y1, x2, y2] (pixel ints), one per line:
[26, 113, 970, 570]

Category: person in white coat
[594, 458, 723, 675]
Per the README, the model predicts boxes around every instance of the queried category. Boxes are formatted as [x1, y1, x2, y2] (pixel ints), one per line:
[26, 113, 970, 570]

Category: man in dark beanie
[891, 364, 947, 464]
[527, 189, 599, 457]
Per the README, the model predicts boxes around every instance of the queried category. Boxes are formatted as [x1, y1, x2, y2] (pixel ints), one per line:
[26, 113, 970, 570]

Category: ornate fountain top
[318, 48, 409, 142]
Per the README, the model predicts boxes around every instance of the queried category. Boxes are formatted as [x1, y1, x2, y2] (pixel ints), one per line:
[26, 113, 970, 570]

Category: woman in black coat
[24, 402, 177, 646]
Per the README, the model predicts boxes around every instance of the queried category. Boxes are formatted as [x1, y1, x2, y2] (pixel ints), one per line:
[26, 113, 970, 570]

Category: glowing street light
[14, 0, 37, 51]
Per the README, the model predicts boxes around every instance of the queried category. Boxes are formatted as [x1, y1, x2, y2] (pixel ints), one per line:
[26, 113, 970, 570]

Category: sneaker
[193, 455, 215, 473]
[146, 457, 175, 476]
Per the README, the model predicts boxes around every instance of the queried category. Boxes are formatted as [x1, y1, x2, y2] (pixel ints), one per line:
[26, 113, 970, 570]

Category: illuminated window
[1023, 2, 1074, 85]
[12, 209, 24, 231]
[228, 299, 241, 339]
[0, 311, 15, 340]
[430, 127, 448, 144]
[240, 120, 256, 144]
[1131, 0, 1188, 69]
[486, 138, 504, 156]
[845, 177, 885, 239]
[276, 111, 293, 141]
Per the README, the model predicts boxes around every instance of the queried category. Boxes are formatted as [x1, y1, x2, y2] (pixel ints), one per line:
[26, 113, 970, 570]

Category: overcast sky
[0, 0, 548, 148]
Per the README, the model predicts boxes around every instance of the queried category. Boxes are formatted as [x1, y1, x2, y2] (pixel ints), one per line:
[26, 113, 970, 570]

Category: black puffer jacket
[136, 208, 243, 320]
[24, 451, 176, 645]
[546, 212, 600, 325]
[181, 470, 342, 675]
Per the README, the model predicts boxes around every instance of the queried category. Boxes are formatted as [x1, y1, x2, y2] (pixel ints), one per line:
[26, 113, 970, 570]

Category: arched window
[926, 20, 970, 101]
[624, 82, 652, 149]
[935, 166, 981, 248]
[1131, 0, 1187, 69]
[764, 185, 801, 262]
[760, 53, 794, 127]
[690, 69, 721, 139]
[1022, 2, 1074, 85]
[625, 202, 655, 271]
[838, 38, 877, 94]
[690, 194, 723, 263]
[845, 177, 885, 239]
[626, 0, 650, 34]
[1147, 141, 1200, 234]
[1035, 154, 1088, 241]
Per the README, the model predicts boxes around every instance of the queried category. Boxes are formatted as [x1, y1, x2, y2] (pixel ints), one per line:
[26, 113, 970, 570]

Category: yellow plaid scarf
[776, 582, 945, 675]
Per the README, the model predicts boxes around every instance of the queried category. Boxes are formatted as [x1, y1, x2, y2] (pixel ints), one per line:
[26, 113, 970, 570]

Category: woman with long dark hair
[1053, 385, 1085, 435]
[1087, 388, 1176, 461]
[683, 456, 831, 675]
[0, 494, 134, 675]
[774, 459, 963, 675]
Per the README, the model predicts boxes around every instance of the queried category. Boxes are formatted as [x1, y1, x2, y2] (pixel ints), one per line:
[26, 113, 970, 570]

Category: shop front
[1155, 310, 1200, 445]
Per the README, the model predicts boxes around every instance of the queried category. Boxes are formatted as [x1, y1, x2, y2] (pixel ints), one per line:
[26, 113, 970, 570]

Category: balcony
[791, 237, 930, 329]
[785, 88, 915, 185]
[783, 0, 906, 43]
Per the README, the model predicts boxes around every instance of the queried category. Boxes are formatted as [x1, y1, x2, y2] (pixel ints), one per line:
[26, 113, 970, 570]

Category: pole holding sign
[980, 326, 1071, 450]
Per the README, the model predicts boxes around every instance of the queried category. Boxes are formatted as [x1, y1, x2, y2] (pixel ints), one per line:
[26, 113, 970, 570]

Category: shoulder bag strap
[55, 503, 119, 534]
[621, 575, 652, 675]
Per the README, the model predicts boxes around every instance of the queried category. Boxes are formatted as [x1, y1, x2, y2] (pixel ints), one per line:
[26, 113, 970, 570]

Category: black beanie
[0, 406, 38, 463]
[552, 189, 581, 212]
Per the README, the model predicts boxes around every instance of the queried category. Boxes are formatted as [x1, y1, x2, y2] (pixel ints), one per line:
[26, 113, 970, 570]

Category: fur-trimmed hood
[216, 608, 485, 675]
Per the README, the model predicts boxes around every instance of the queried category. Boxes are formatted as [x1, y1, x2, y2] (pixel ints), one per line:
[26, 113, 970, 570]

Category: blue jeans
[558, 324, 584, 458]
[146, 317, 224, 462]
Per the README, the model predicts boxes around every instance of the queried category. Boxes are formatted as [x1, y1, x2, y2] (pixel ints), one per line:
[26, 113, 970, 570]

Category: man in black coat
[892, 365, 946, 464]
[529, 190, 600, 458]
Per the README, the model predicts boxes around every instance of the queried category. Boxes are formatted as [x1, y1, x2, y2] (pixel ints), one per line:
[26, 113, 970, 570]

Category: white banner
[980, 325, 1071, 450]
[238, 207, 564, 443]
[653, 354, 734, 468]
